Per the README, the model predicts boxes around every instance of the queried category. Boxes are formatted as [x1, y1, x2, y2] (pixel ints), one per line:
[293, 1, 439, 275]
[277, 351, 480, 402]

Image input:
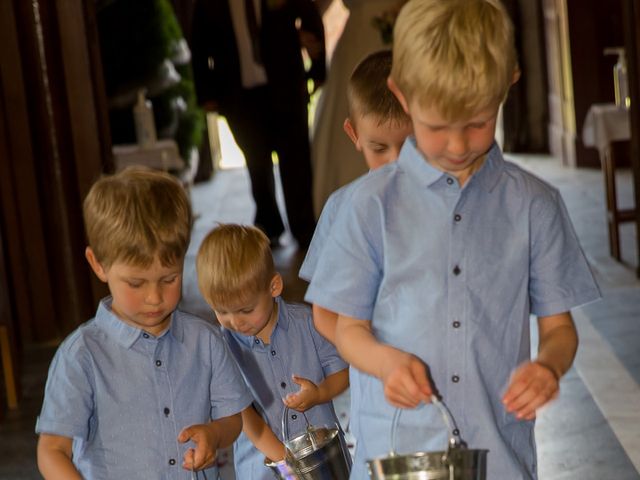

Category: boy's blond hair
[83, 166, 192, 268]
[347, 50, 409, 127]
[391, 0, 517, 120]
[196, 224, 276, 308]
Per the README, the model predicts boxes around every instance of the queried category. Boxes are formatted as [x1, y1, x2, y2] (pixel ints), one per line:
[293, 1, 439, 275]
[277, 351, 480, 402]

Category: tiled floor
[1, 154, 639, 479]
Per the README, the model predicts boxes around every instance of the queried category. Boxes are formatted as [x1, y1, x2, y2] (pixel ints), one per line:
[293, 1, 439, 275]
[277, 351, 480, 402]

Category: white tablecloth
[582, 103, 631, 155]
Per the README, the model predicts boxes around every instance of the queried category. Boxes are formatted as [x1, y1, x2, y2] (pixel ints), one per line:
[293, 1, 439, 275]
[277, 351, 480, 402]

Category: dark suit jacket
[190, 0, 326, 110]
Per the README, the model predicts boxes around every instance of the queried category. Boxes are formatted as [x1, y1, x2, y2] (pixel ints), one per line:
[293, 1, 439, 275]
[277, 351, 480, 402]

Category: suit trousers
[221, 85, 316, 247]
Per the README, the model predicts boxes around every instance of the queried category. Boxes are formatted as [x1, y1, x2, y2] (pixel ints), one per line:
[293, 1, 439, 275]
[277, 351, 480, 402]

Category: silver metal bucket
[367, 396, 488, 480]
[266, 406, 351, 479]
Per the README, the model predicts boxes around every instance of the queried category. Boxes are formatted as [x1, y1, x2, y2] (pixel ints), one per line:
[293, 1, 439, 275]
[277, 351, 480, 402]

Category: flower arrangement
[371, 1, 408, 45]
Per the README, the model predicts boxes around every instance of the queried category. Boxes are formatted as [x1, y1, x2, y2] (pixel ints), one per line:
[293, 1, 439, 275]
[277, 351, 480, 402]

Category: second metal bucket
[367, 396, 488, 480]
[267, 406, 351, 479]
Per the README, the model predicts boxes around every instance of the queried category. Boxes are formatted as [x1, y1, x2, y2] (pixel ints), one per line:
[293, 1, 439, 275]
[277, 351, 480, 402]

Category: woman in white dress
[312, 0, 404, 216]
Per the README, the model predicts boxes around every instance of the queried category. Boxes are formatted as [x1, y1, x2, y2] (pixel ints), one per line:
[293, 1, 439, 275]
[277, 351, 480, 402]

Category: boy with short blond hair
[301, 50, 412, 342]
[36, 167, 252, 479]
[308, 1, 600, 478]
[197, 223, 350, 479]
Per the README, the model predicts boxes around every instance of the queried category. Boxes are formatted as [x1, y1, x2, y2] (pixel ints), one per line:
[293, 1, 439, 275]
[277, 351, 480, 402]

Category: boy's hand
[502, 360, 559, 420]
[379, 348, 432, 408]
[283, 375, 320, 411]
[178, 423, 219, 471]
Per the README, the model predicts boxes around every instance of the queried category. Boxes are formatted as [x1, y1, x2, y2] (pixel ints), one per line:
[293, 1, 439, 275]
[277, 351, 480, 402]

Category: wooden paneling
[0, 0, 111, 355]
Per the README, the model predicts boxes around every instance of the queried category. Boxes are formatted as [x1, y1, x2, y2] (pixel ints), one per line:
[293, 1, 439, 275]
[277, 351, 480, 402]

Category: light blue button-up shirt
[36, 297, 252, 480]
[300, 176, 364, 282]
[307, 139, 601, 480]
[223, 296, 349, 479]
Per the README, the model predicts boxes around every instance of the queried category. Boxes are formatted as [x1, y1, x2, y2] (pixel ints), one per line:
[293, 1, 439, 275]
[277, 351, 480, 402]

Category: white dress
[312, 0, 401, 217]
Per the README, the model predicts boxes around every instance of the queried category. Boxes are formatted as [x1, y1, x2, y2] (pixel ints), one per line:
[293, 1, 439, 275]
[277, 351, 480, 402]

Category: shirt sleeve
[208, 327, 253, 419]
[299, 191, 341, 282]
[529, 189, 601, 316]
[35, 337, 94, 440]
[306, 310, 348, 376]
[305, 184, 384, 320]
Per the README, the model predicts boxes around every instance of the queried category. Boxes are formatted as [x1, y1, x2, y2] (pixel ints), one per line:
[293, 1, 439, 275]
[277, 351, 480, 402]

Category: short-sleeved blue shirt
[307, 139, 600, 480]
[223, 296, 349, 479]
[36, 297, 252, 480]
[299, 176, 364, 282]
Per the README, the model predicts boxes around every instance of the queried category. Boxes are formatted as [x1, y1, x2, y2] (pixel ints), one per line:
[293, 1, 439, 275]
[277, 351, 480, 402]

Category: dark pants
[221, 85, 316, 247]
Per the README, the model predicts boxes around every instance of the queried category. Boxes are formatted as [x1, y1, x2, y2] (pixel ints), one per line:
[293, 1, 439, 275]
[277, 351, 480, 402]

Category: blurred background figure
[191, 0, 326, 249]
[311, 0, 406, 216]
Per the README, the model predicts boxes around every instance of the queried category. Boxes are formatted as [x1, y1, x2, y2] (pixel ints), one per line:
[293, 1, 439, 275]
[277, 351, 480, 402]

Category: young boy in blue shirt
[300, 49, 412, 343]
[307, 1, 601, 478]
[196, 224, 350, 479]
[36, 167, 252, 479]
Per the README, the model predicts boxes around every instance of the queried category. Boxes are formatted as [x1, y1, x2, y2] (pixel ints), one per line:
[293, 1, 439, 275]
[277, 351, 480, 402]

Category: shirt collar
[94, 297, 181, 349]
[398, 138, 505, 192]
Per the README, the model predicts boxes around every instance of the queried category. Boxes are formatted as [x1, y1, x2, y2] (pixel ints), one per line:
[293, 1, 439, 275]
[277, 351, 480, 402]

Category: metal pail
[367, 396, 488, 480]
[267, 406, 351, 479]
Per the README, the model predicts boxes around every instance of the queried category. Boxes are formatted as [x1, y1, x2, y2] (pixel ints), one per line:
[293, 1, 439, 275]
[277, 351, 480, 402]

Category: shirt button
[254, 339, 260, 344]
[280, 382, 287, 388]
[271, 350, 276, 356]
[168, 458, 176, 466]
[454, 214, 462, 222]
[453, 265, 461, 275]
[164, 407, 170, 416]
[291, 414, 298, 420]
[446, 178, 454, 185]
[452, 375, 460, 383]
[452, 428, 460, 436]
[453, 321, 461, 328]
[155, 360, 162, 367]
[142, 333, 150, 339]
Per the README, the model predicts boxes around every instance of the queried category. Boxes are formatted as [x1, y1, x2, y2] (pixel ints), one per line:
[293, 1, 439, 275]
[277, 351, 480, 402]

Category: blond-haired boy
[36, 167, 252, 479]
[301, 49, 412, 342]
[196, 224, 350, 479]
[308, 1, 600, 478]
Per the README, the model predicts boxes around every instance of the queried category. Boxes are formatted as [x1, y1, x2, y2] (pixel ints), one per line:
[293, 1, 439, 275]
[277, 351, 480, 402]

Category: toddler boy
[196, 223, 349, 479]
[307, 1, 600, 478]
[36, 167, 252, 479]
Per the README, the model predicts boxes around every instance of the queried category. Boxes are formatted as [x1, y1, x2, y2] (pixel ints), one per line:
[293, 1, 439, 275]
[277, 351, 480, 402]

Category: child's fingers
[291, 375, 313, 389]
[410, 359, 432, 400]
[177, 426, 194, 443]
[182, 447, 196, 470]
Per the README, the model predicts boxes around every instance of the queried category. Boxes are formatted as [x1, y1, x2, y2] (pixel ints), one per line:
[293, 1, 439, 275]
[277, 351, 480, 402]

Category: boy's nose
[145, 286, 163, 305]
[447, 131, 468, 156]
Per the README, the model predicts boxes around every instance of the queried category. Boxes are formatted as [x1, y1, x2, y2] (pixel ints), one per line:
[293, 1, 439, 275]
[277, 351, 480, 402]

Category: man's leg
[222, 88, 284, 240]
[271, 96, 316, 248]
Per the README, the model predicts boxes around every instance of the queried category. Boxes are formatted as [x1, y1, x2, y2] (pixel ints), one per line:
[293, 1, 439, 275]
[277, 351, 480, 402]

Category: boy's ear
[85, 247, 108, 282]
[511, 65, 521, 85]
[269, 273, 283, 298]
[387, 76, 410, 114]
[343, 118, 361, 150]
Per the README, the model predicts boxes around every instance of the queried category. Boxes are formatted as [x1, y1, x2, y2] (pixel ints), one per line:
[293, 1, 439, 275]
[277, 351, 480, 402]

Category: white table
[112, 138, 184, 172]
[582, 103, 635, 261]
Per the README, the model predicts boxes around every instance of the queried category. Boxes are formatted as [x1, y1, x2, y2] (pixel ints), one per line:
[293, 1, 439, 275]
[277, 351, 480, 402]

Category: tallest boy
[306, 0, 600, 478]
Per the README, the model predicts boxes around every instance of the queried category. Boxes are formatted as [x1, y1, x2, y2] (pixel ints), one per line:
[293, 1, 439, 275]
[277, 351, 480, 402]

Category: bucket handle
[280, 405, 316, 450]
[389, 395, 461, 459]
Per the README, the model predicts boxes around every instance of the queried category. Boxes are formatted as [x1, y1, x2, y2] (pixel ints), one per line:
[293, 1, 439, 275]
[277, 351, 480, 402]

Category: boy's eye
[163, 276, 178, 284]
[468, 122, 486, 129]
[241, 308, 254, 314]
[126, 281, 142, 288]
